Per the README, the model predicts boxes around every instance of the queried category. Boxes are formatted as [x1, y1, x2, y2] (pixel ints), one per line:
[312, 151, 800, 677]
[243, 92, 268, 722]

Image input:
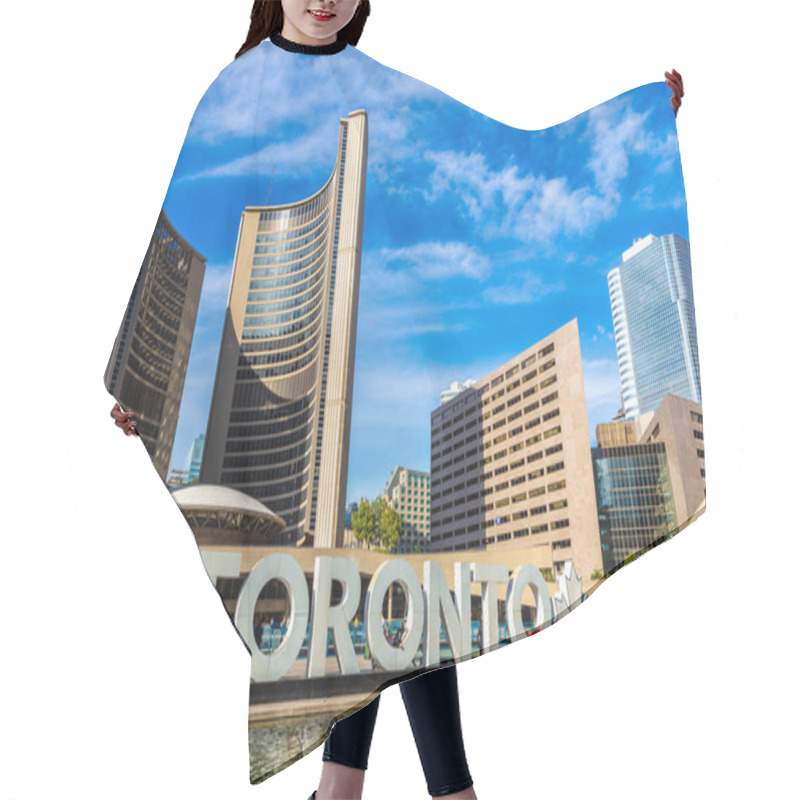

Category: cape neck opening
[270, 31, 348, 55]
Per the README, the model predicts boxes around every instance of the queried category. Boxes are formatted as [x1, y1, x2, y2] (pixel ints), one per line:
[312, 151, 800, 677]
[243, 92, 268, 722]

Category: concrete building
[440, 379, 478, 405]
[104, 208, 206, 480]
[639, 393, 705, 523]
[428, 318, 604, 583]
[608, 233, 701, 419]
[200, 110, 369, 548]
[595, 412, 653, 447]
[383, 466, 431, 554]
[592, 392, 705, 573]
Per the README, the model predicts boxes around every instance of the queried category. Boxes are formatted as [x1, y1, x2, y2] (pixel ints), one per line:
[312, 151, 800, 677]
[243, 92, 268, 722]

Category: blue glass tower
[184, 434, 205, 484]
[608, 233, 701, 419]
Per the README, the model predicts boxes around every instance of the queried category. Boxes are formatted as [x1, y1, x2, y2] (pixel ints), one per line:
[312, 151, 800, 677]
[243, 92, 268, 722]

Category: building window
[552, 538, 571, 550]
[540, 375, 557, 389]
[541, 391, 559, 405]
[539, 358, 556, 373]
[538, 343, 555, 358]
[531, 523, 548, 534]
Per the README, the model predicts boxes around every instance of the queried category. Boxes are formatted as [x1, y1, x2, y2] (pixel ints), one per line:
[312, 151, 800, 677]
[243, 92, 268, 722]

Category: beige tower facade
[104, 208, 206, 480]
[201, 110, 368, 548]
[429, 318, 604, 583]
[640, 393, 705, 521]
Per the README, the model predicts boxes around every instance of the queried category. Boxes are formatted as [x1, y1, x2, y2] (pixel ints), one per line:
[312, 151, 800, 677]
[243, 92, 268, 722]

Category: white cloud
[419, 96, 679, 249]
[422, 150, 537, 220]
[632, 183, 686, 211]
[381, 240, 493, 281]
[188, 123, 338, 179]
[586, 99, 678, 191]
[184, 48, 440, 182]
[357, 299, 474, 341]
[481, 269, 565, 305]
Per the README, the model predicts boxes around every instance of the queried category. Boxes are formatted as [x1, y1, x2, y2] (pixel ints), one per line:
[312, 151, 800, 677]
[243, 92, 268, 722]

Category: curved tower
[104, 209, 206, 480]
[201, 110, 368, 548]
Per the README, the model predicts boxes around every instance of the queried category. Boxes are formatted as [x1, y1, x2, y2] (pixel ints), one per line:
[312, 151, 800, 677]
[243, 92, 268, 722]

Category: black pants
[323, 664, 473, 797]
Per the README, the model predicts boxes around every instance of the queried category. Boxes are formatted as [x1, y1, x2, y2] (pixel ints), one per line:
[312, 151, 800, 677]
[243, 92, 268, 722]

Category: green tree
[352, 497, 378, 549]
[375, 496, 401, 552]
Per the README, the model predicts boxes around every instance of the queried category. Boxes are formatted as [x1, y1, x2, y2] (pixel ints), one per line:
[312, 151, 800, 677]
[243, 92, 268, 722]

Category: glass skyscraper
[592, 442, 677, 574]
[184, 434, 205, 484]
[608, 233, 701, 419]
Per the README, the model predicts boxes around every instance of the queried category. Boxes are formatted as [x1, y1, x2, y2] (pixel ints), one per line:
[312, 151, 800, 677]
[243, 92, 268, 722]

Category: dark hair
[236, 0, 371, 59]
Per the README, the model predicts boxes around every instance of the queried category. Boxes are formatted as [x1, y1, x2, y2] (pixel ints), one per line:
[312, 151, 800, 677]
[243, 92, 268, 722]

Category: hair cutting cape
[104, 36, 705, 784]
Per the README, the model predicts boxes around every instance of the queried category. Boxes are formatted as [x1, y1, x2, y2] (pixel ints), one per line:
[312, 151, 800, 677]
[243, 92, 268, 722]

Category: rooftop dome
[170, 483, 287, 543]
[171, 483, 275, 515]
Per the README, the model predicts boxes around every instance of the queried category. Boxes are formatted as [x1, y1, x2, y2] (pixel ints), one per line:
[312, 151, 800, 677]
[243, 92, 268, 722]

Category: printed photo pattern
[104, 40, 704, 783]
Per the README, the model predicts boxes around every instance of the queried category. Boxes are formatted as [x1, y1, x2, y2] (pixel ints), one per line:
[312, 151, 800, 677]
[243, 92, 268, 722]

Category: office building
[383, 466, 431, 554]
[429, 318, 604, 582]
[638, 393, 705, 522]
[593, 392, 705, 572]
[200, 110, 369, 548]
[184, 434, 205, 484]
[608, 233, 701, 419]
[104, 208, 206, 480]
[592, 442, 676, 574]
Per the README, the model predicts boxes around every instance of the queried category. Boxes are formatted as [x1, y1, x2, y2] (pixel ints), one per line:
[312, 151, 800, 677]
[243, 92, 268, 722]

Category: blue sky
[156, 42, 688, 504]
